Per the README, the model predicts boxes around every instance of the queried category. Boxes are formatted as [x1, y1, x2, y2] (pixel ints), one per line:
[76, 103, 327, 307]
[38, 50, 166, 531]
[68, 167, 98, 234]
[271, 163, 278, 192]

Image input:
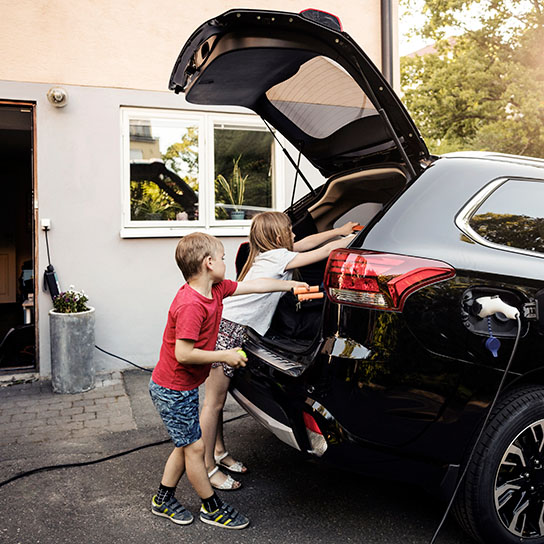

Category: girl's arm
[233, 278, 308, 297]
[175, 339, 247, 368]
[286, 234, 355, 270]
[293, 221, 358, 252]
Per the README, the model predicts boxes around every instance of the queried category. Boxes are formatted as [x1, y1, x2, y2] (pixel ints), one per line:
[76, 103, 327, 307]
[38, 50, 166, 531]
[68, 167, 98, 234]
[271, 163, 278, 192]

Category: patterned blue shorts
[149, 379, 201, 448]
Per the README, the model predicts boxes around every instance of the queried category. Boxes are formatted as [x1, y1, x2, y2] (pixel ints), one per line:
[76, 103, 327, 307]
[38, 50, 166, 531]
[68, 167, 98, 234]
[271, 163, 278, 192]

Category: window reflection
[469, 180, 544, 254]
[214, 126, 274, 221]
[129, 119, 199, 221]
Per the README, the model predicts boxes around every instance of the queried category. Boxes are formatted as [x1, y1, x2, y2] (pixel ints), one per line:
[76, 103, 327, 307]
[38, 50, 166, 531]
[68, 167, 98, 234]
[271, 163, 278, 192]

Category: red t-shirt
[151, 279, 238, 391]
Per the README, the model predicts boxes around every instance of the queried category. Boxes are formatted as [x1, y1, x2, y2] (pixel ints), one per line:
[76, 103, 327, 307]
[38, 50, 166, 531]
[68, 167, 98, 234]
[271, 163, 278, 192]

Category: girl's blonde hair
[238, 212, 293, 280]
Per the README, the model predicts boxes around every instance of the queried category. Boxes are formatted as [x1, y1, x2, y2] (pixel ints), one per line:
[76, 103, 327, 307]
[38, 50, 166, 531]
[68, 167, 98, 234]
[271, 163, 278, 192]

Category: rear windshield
[266, 56, 377, 139]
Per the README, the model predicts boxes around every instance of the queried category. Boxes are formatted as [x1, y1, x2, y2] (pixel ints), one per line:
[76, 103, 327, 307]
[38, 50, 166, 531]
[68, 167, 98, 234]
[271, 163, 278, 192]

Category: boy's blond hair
[238, 212, 293, 280]
[175, 232, 223, 281]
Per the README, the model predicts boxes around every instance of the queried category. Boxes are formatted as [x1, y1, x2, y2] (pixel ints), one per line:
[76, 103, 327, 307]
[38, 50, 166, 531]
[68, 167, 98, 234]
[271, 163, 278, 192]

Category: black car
[170, 9, 544, 543]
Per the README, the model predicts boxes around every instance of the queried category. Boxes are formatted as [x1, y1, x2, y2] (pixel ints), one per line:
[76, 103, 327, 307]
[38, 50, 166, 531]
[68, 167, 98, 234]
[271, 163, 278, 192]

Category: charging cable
[0, 412, 249, 489]
[95, 345, 152, 373]
[430, 296, 521, 543]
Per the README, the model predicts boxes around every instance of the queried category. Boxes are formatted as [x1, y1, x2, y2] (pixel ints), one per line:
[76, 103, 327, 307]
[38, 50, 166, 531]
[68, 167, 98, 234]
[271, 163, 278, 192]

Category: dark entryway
[0, 103, 36, 371]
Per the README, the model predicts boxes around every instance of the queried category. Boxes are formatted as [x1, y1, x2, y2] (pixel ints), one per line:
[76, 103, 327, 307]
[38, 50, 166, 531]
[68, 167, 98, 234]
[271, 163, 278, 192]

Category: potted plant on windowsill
[49, 286, 95, 394]
[216, 155, 247, 220]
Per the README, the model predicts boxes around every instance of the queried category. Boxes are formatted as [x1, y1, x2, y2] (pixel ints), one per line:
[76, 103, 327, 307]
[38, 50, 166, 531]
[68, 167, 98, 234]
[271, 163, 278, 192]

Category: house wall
[0, 80, 324, 376]
[0, 0, 396, 377]
[0, 0, 385, 91]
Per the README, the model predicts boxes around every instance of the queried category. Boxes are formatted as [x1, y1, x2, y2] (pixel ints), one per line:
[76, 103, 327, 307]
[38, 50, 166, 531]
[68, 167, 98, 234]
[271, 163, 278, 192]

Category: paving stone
[14, 399, 44, 407]
[84, 406, 109, 417]
[73, 399, 94, 407]
[0, 406, 27, 417]
[61, 406, 85, 416]
[11, 412, 38, 422]
[84, 419, 110, 428]
[64, 421, 84, 430]
[94, 397, 116, 404]
[40, 410, 63, 419]
[0, 371, 142, 446]
[71, 412, 97, 422]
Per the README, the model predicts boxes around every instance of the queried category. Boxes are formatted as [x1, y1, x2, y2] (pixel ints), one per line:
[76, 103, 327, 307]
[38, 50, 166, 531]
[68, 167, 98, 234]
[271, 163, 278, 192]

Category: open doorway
[0, 103, 36, 372]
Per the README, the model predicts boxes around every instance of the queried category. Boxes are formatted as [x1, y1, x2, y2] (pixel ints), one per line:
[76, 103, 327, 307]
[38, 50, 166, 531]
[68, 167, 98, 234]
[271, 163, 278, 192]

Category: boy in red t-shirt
[149, 232, 307, 529]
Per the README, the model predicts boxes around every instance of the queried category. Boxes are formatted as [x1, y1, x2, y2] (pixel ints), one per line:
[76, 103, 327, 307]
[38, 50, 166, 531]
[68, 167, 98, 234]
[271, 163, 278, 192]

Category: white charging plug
[475, 296, 520, 320]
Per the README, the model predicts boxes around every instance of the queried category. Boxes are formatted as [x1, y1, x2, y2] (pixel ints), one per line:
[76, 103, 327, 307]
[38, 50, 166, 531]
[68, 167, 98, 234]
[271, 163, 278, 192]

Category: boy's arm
[175, 339, 247, 368]
[232, 278, 308, 297]
[293, 221, 359, 252]
[287, 234, 355, 269]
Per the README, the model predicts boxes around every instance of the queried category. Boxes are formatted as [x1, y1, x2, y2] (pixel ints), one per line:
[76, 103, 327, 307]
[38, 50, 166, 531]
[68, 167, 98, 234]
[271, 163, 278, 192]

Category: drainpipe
[381, 0, 394, 86]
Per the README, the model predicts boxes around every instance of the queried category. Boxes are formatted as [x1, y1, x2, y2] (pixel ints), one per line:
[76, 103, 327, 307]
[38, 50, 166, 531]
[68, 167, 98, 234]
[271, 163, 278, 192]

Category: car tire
[454, 385, 544, 544]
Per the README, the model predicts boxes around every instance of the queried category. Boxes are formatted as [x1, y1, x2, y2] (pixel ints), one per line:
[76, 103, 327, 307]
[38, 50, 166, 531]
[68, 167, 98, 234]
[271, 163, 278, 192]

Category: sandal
[207, 466, 241, 491]
[214, 451, 248, 474]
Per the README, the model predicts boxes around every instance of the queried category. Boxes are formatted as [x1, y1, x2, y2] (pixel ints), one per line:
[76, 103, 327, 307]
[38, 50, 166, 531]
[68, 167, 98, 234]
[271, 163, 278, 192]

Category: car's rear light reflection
[324, 249, 455, 312]
[303, 412, 328, 456]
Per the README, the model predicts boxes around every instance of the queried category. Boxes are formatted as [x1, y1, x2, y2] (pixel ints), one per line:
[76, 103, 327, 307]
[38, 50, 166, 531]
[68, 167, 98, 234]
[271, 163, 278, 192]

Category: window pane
[129, 118, 199, 221]
[214, 126, 274, 220]
[469, 180, 544, 254]
[266, 56, 376, 139]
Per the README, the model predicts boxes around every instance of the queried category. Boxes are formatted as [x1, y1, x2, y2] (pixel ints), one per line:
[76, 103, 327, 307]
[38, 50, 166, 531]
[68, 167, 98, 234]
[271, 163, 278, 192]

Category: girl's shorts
[149, 379, 201, 447]
[212, 319, 247, 379]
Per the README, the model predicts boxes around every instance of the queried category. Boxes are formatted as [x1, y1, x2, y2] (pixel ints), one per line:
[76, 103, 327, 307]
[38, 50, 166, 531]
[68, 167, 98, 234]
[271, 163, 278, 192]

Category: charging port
[461, 288, 526, 338]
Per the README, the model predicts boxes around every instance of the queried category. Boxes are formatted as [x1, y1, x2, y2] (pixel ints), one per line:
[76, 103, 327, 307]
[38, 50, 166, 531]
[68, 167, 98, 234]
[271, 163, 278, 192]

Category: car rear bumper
[230, 387, 301, 451]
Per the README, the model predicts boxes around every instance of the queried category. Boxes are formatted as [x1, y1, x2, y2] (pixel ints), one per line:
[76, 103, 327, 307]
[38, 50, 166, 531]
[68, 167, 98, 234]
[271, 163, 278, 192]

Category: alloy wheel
[494, 418, 544, 538]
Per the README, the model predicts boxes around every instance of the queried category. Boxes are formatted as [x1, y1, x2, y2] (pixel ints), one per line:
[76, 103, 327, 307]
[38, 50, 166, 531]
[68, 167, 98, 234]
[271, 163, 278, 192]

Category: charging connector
[474, 295, 520, 320]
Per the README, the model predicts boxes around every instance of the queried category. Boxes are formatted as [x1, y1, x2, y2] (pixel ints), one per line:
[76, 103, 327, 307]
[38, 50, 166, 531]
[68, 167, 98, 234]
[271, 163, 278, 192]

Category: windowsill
[120, 226, 251, 238]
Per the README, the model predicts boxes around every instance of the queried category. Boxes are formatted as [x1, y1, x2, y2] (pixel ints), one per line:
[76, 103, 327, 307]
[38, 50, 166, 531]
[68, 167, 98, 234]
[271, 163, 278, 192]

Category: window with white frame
[121, 108, 283, 236]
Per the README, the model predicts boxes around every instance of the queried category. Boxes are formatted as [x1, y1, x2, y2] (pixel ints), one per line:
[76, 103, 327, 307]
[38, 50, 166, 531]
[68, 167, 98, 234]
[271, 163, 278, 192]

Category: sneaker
[199, 501, 250, 529]
[151, 495, 194, 525]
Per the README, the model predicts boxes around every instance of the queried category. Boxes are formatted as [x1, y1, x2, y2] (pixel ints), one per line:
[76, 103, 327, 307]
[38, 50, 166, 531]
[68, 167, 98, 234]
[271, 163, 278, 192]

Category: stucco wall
[0, 0, 384, 92]
[0, 80, 324, 376]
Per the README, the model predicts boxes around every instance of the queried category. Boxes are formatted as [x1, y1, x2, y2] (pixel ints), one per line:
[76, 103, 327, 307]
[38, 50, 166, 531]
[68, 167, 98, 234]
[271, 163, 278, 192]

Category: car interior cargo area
[259, 167, 407, 348]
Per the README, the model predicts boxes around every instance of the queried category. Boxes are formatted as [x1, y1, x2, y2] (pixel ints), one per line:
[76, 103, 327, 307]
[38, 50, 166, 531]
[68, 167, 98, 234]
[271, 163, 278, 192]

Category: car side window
[468, 179, 544, 254]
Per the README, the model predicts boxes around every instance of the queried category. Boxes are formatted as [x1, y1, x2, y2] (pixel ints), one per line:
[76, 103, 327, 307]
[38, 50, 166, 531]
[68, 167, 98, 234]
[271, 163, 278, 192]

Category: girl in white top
[201, 211, 356, 490]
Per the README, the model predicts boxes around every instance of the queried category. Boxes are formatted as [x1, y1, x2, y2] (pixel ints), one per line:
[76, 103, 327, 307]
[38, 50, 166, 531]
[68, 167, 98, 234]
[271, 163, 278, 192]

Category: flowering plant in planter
[52, 286, 90, 313]
[50, 285, 95, 393]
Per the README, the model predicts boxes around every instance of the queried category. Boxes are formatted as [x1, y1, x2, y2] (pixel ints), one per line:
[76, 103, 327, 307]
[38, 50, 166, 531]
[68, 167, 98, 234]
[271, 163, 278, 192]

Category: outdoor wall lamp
[47, 87, 68, 108]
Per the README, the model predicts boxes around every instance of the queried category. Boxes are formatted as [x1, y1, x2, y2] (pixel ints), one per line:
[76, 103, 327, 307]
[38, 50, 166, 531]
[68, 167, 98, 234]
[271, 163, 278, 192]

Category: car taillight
[324, 250, 455, 312]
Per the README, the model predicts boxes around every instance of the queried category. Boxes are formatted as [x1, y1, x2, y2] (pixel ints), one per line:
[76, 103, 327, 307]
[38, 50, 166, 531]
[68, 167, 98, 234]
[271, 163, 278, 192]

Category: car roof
[442, 151, 544, 169]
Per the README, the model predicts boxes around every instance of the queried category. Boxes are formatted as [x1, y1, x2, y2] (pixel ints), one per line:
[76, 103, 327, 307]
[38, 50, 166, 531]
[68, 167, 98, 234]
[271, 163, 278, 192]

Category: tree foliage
[471, 212, 544, 251]
[400, 0, 544, 156]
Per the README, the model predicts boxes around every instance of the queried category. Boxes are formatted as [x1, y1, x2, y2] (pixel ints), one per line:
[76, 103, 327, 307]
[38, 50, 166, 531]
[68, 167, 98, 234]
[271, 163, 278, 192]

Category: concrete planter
[49, 307, 96, 394]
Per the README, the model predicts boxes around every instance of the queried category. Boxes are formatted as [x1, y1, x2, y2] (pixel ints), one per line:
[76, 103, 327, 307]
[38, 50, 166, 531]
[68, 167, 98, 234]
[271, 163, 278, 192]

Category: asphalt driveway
[0, 370, 473, 544]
